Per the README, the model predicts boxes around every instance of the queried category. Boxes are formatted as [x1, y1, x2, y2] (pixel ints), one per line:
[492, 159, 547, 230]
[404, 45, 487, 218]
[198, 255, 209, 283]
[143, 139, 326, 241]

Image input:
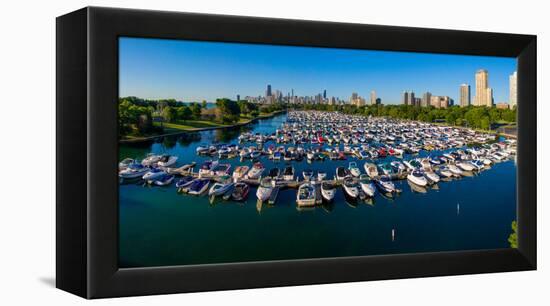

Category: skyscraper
[402, 91, 410, 105]
[350, 92, 358, 104]
[509, 71, 517, 109]
[460, 84, 470, 107]
[323, 89, 327, 99]
[407, 91, 416, 106]
[422, 92, 432, 107]
[370, 90, 376, 105]
[266, 84, 272, 97]
[473, 69, 493, 107]
[237, 94, 240, 102]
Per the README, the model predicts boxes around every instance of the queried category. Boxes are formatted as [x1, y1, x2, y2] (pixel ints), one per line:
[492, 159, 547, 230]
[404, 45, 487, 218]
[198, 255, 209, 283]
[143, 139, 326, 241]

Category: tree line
[119, 96, 287, 137]
[292, 103, 516, 130]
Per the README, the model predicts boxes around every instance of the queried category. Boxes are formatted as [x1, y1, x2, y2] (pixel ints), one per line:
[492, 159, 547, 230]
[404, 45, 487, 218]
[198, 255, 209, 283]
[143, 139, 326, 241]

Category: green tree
[480, 116, 491, 130]
[215, 98, 241, 123]
[190, 103, 202, 120]
[161, 106, 176, 123]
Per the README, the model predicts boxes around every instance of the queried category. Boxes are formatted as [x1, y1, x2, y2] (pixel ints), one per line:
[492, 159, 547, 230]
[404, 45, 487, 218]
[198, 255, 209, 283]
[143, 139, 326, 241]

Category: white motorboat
[359, 174, 376, 197]
[157, 155, 178, 168]
[375, 175, 396, 194]
[448, 164, 463, 176]
[209, 182, 235, 197]
[321, 182, 336, 202]
[141, 153, 162, 166]
[247, 162, 265, 179]
[119, 158, 135, 170]
[342, 177, 359, 199]
[407, 170, 428, 187]
[436, 166, 453, 178]
[152, 174, 175, 186]
[424, 171, 440, 184]
[142, 168, 166, 182]
[456, 162, 475, 172]
[364, 163, 379, 179]
[232, 166, 250, 180]
[348, 162, 361, 177]
[296, 182, 316, 207]
[196, 144, 209, 154]
[317, 171, 327, 181]
[118, 162, 149, 179]
[256, 177, 274, 202]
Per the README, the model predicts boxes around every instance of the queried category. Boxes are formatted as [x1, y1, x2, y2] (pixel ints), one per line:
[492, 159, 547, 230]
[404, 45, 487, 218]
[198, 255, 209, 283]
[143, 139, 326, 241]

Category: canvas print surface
[118, 37, 518, 268]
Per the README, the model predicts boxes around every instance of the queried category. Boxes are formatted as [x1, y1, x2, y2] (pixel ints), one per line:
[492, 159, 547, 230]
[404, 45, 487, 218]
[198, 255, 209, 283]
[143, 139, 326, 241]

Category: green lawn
[155, 120, 228, 130]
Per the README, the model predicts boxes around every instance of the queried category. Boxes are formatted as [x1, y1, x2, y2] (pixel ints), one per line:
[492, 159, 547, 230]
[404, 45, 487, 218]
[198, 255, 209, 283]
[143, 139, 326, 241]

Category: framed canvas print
[56, 6, 537, 299]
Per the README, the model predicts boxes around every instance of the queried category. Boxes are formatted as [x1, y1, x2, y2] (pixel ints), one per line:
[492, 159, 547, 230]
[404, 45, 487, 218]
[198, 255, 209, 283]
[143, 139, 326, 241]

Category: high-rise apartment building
[509, 71, 517, 109]
[422, 92, 432, 107]
[473, 70, 493, 107]
[460, 84, 470, 107]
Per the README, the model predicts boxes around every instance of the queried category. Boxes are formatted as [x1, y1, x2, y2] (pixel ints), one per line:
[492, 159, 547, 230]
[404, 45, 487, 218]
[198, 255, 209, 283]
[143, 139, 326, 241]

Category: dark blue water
[119, 113, 517, 268]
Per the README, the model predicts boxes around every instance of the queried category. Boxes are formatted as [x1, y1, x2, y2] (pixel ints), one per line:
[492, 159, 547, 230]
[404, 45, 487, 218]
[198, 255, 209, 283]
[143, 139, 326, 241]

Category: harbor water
[119, 112, 517, 268]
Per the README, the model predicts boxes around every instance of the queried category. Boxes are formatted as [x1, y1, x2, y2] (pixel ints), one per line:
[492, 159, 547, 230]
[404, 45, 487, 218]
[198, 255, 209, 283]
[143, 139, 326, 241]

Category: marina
[119, 111, 517, 267]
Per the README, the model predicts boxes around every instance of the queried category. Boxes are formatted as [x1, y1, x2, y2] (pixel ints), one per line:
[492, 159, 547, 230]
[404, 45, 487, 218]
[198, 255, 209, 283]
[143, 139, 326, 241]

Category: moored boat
[375, 175, 396, 194]
[209, 181, 235, 197]
[342, 177, 360, 199]
[407, 170, 428, 187]
[335, 167, 350, 181]
[359, 174, 376, 197]
[119, 162, 149, 179]
[157, 155, 178, 168]
[232, 165, 250, 180]
[247, 162, 265, 179]
[256, 177, 274, 202]
[142, 168, 166, 182]
[231, 182, 250, 201]
[187, 178, 210, 195]
[364, 163, 379, 179]
[348, 162, 361, 177]
[283, 166, 295, 181]
[296, 182, 316, 207]
[152, 174, 175, 186]
[320, 182, 337, 202]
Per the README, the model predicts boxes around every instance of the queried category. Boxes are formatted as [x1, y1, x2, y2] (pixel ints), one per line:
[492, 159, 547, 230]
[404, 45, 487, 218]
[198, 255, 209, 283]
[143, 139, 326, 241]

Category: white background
[0, 0, 547, 304]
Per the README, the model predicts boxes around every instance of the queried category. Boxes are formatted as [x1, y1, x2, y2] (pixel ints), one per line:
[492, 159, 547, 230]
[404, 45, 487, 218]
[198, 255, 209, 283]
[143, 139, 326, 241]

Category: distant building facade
[430, 95, 452, 109]
[370, 90, 377, 105]
[496, 102, 510, 109]
[473, 69, 493, 107]
[460, 84, 470, 107]
[422, 92, 431, 107]
[509, 71, 517, 109]
[402, 91, 415, 105]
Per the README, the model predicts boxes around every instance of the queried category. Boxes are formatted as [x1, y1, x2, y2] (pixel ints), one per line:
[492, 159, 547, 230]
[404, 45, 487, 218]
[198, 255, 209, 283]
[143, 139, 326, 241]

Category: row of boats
[118, 110, 516, 207]
[194, 111, 512, 165]
[118, 141, 514, 208]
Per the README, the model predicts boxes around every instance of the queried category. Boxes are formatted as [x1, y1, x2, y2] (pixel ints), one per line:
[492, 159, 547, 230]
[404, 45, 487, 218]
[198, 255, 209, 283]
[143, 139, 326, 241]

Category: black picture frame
[56, 6, 537, 299]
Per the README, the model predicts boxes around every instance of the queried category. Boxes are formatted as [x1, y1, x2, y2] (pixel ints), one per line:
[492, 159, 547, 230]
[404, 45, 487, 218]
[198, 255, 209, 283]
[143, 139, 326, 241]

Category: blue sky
[119, 37, 517, 104]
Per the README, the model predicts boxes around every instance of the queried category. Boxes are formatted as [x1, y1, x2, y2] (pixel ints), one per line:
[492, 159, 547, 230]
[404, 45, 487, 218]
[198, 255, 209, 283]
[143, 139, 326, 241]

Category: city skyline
[119, 37, 517, 104]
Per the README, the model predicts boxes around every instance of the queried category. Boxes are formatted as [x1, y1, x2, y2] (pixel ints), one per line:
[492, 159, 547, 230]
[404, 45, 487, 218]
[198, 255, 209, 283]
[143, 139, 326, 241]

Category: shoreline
[119, 110, 286, 144]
